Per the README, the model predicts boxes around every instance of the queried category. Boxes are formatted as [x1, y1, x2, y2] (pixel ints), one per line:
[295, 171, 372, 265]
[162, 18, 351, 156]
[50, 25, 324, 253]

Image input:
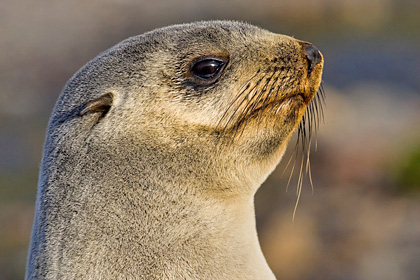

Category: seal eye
[189, 57, 228, 84]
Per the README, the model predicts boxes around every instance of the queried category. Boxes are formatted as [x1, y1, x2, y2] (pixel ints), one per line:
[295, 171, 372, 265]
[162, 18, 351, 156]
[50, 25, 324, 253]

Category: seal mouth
[283, 92, 306, 104]
[239, 91, 307, 122]
[276, 91, 311, 107]
[215, 88, 314, 135]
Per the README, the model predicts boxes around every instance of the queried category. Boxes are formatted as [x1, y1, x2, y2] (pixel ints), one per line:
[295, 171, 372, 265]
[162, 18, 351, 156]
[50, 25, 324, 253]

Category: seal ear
[80, 93, 113, 117]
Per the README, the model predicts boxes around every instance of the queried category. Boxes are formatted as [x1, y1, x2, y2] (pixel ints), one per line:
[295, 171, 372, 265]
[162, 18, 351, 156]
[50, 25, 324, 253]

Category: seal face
[26, 21, 323, 280]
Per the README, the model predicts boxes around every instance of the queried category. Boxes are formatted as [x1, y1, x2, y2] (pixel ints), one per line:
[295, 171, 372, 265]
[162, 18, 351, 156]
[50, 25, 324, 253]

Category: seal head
[26, 21, 323, 279]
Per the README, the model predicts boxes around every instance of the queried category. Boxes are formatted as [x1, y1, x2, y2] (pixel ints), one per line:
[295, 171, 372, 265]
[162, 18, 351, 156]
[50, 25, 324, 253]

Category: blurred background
[1, 0, 419, 279]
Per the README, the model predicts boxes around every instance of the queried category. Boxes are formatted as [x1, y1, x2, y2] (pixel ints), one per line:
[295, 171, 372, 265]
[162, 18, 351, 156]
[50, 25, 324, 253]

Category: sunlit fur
[213, 56, 325, 218]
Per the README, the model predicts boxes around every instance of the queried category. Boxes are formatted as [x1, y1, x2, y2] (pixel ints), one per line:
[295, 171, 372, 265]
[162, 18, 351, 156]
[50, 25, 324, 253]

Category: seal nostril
[304, 44, 322, 74]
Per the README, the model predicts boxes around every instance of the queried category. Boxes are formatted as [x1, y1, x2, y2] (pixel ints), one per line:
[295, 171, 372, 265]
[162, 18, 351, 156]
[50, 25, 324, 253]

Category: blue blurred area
[323, 38, 420, 91]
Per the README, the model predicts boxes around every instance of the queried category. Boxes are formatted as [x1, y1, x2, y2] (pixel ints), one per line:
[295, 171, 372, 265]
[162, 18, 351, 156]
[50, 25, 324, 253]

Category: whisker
[215, 72, 264, 148]
[215, 71, 261, 131]
[216, 82, 253, 133]
[290, 81, 325, 219]
[292, 144, 305, 221]
[300, 114, 307, 151]
[307, 103, 313, 141]
[222, 73, 266, 130]
[232, 88, 265, 141]
[257, 74, 279, 123]
[284, 134, 300, 192]
[230, 72, 273, 142]
[318, 84, 326, 122]
[307, 151, 314, 194]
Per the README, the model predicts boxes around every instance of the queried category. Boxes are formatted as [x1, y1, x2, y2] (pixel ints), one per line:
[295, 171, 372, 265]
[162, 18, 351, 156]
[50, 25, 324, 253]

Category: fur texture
[26, 21, 323, 279]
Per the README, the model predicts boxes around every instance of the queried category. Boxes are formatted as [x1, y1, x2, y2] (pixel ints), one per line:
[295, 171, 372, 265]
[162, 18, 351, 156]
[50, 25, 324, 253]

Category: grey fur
[26, 21, 323, 279]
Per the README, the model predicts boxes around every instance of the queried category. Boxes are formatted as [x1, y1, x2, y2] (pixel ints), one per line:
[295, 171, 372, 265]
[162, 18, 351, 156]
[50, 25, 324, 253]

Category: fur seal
[26, 20, 323, 279]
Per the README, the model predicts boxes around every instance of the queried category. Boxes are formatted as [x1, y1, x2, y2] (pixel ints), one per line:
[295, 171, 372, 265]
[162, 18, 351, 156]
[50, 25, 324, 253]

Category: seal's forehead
[159, 20, 263, 36]
[145, 21, 267, 53]
[109, 21, 281, 68]
[148, 21, 262, 42]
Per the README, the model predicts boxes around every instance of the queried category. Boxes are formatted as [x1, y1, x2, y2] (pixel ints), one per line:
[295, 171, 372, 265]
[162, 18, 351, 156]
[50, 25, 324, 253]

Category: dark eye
[189, 57, 228, 84]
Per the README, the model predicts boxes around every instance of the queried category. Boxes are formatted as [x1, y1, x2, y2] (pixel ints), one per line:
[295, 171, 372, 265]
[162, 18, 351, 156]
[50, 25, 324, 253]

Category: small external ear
[80, 93, 113, 116]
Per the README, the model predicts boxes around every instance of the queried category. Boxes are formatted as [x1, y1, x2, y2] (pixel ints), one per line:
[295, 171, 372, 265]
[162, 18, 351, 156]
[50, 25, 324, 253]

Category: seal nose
[304, 44, 322, 74]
